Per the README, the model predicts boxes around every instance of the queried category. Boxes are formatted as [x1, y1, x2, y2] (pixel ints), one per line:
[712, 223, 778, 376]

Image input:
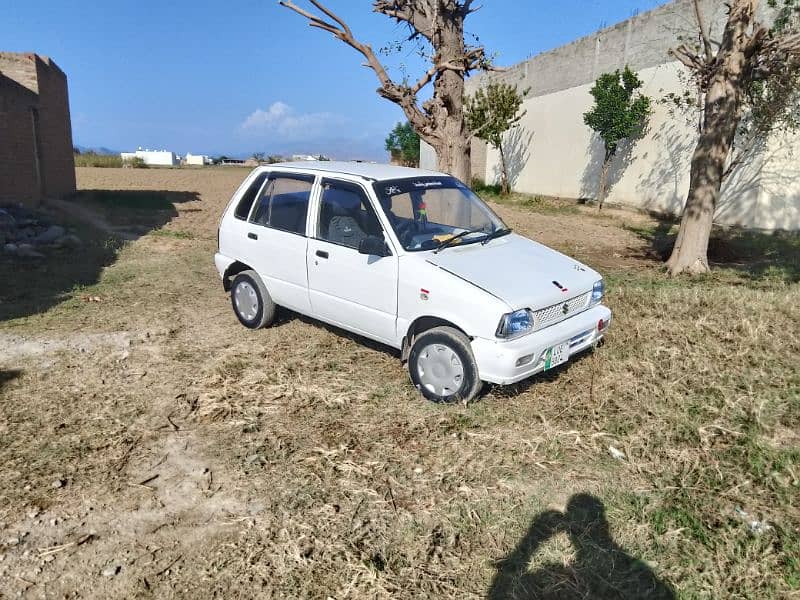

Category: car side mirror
[358, 235, 390, 257]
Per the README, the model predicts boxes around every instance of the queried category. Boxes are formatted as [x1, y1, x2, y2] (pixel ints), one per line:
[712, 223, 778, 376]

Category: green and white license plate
[544, 341, 570, 371]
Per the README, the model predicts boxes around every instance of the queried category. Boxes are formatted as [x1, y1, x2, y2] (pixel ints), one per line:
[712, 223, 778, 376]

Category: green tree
[465, 83, 528, 194]
[385, 121, 420, 166]
[583, 66, 651, 210]
[252, 152, 266, 162]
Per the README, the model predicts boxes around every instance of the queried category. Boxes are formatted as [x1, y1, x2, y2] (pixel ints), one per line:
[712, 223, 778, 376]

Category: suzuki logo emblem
[562, 303, 570, 315]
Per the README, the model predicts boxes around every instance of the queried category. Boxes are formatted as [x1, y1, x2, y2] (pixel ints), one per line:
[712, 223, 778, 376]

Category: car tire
[230, 270, 275, 329]
[408, 326, 483, 403]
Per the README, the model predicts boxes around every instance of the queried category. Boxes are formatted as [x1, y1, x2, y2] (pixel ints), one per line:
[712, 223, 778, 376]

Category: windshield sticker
[412, 180, 443, 188]
[384, 185, 402, 195]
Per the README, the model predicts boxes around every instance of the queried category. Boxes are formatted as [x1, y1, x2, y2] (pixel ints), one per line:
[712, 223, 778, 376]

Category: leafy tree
[583, 66, 651, 210]
[665, 0, 800, 275]
[385, 121, 420, 166]
[465, 83, 528, 194]
[281, 0, 495, 182]
[252, 152, 266, 162]
[267, 155, 283, 164]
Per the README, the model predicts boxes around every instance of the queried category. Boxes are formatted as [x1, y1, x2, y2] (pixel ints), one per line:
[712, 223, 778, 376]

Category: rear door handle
[247, 232, 258, 240]
[315, 250, 329, 259]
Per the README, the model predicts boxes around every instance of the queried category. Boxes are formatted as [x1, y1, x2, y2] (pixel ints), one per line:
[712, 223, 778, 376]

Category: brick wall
[0, 52, 76, 208]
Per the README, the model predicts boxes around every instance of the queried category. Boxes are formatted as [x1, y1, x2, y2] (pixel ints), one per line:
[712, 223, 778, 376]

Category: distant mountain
[74, 145, 119, 156]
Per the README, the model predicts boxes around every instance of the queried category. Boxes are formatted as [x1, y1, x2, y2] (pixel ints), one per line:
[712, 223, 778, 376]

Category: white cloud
[239, 101, 346, 141]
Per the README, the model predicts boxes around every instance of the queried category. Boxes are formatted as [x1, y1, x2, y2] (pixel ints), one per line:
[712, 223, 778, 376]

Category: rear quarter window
[234, 172, 268, 220]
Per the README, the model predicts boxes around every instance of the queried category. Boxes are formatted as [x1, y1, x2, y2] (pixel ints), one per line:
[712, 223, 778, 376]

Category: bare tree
[666, 0, 800, 275]
[279, 0, 493, 182]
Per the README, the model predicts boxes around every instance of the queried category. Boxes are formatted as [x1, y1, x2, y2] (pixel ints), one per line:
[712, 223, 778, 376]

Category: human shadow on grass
[0, 190, 200, 322]
[627, 217, 800, 283]
[487, 494, 675, 600]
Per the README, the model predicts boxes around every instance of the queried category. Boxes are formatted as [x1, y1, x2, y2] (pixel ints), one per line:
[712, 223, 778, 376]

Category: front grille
[533, 292, 591, 330]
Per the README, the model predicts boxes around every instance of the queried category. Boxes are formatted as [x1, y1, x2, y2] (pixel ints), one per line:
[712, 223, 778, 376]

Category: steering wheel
[395, 219, 422, 246]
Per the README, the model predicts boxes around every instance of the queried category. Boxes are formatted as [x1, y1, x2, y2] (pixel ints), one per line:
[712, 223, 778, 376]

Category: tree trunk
[597, 150, 612, 210]
[667, 0, 756, 275]
[427, 19, 472, 183]
[432, 130, 471, 184]
[498, 143, 509, 194]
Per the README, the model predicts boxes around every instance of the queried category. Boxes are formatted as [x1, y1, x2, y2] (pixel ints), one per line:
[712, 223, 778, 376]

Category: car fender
[396, 255, 510, 346]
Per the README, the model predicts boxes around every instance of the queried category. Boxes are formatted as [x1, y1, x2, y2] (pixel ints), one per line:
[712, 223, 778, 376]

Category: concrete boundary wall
[421, 0, 799, 230]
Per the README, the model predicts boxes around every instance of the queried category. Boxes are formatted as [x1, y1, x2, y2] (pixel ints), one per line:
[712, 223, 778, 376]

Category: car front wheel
[230, 270, 275, 329]
[408, 326, 483, 403]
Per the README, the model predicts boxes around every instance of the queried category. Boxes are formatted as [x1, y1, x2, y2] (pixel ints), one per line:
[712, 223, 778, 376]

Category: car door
[307, 178, 399, 345]
[245, 171, 315, 314]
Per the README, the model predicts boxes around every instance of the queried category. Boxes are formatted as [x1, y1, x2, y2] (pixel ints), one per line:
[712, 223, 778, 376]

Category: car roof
[259, 161, 448, 182]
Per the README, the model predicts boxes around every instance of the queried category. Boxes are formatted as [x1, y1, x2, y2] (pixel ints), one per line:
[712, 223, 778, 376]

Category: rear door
[307, 178, 399, 345]
[245, 172, 315, 313]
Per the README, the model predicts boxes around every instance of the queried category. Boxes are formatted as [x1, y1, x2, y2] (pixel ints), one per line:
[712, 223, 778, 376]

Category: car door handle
[315, 250, 329, 259]
[247, 232, 258, 240]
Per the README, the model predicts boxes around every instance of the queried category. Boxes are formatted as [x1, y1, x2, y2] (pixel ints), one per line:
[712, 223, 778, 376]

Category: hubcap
[233, 281, 259, 321]
[416, 343, 464, 397]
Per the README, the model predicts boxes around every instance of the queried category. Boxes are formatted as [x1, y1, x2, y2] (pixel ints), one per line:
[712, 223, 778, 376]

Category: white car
[215, 162, 611, 403]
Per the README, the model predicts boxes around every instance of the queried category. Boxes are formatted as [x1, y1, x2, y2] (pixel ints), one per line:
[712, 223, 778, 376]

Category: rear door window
[250, 173, 314, 235]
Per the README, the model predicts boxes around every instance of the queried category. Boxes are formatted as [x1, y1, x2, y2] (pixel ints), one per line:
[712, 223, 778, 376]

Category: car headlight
[496, 309, 534, 339]
[591, 279, 605, 305]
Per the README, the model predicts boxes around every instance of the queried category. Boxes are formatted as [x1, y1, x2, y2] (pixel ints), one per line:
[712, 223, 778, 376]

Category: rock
[3, 243, 17, 255]
[33, 225, 65, 244]
[5, 537, 19, 546]
[101, 565, 120, 577]
[51, 479, 65, 489]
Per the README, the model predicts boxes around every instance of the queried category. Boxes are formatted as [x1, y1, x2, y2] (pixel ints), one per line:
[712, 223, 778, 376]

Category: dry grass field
[0, 166, 798, 599]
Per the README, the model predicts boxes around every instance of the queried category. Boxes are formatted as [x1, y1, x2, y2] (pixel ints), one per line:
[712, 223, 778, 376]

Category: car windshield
[372, 176, 508, 251]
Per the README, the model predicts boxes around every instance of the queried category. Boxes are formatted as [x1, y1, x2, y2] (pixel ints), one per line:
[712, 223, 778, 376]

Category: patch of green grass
[151, 228, 195, 240]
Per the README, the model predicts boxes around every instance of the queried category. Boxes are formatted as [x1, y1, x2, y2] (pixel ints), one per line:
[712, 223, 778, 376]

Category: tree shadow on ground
[0, 369, 22, 394]
[627, 218, 800, 283]
[579, 133, 640, 204]
[490, 127, 534, 192]
[487, 493, 675, 600]
[0, 190, 199, 322]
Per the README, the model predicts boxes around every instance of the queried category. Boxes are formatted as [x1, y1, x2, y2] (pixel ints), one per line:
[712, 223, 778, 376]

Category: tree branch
[692, 0, 715, 63]
[373, 1, 435, 43]
[670, 45, 707, 72]
[280, 0, 437, 139]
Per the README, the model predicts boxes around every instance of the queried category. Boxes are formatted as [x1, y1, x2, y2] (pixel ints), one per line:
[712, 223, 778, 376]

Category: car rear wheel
[408, 326, 482, 403]
[230, 270, 275, 329]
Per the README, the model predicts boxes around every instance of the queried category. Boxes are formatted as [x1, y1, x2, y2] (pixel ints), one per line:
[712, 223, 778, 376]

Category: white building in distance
[185, 153, 211, 166]
[120, 148, 179, 167]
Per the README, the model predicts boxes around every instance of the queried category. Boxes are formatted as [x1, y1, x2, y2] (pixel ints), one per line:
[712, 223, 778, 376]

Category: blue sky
[3, 0, 669, 160]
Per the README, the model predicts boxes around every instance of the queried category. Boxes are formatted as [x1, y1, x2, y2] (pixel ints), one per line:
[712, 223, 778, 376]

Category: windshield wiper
[481, 227, 513, 245]
[434, 228, 486, 253]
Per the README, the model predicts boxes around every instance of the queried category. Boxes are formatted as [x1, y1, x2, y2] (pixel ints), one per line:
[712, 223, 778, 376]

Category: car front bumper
[471, 304, 612, 385]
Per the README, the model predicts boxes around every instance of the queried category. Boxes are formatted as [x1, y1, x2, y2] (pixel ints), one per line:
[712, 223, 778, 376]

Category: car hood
[425, 233, 600, 310]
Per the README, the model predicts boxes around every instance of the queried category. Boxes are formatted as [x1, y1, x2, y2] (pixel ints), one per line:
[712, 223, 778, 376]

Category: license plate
[544, 342, 570, 371]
